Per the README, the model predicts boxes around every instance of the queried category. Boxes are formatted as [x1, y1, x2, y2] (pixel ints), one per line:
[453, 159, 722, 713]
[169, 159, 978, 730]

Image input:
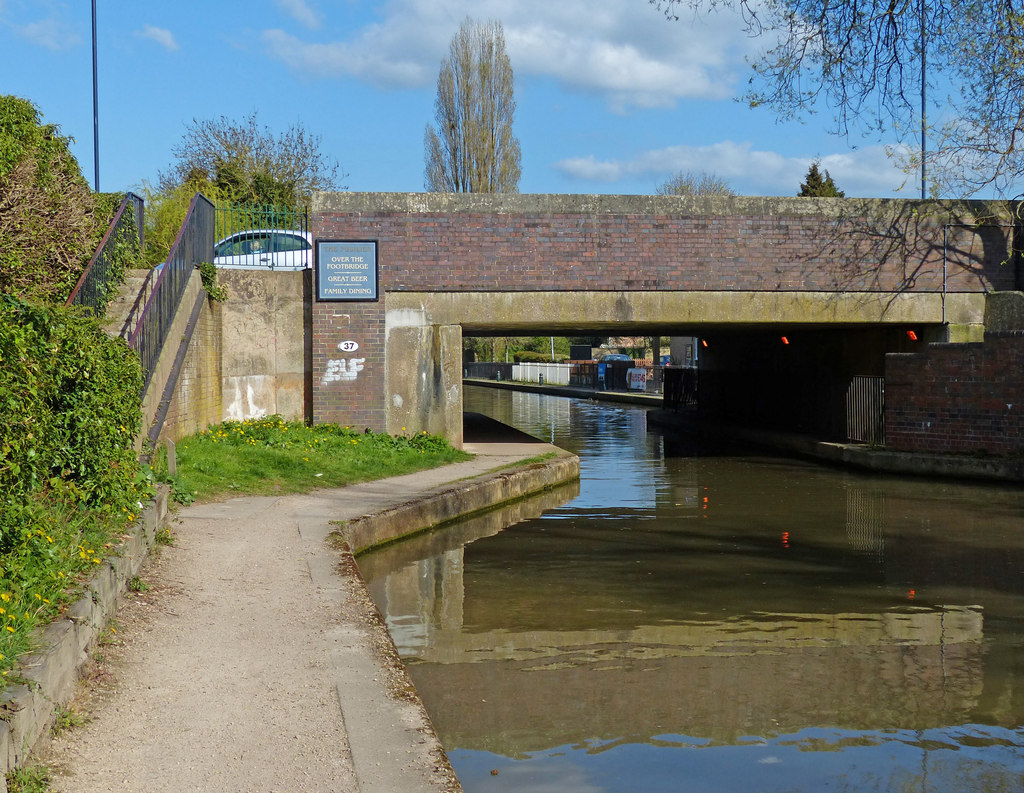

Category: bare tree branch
[651, 0, 1024, 198]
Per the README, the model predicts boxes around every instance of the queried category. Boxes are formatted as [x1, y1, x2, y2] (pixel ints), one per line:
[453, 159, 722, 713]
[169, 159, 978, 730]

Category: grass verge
[0, 486, 146, 679]
[154, 416, 472, 505]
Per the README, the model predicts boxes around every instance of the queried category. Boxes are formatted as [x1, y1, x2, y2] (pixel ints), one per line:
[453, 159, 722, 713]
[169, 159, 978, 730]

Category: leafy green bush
[199, 261, 228, 302]
[514, 350, 555, 363]
[0, 296, 143, 542]
[139, 180, 211, 267]
[0, 95, 117, 304]
[0, 296, 146, 676]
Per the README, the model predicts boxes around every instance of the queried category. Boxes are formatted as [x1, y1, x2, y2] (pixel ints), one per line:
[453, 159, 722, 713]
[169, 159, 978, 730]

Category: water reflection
[360, 387, 1024, 792]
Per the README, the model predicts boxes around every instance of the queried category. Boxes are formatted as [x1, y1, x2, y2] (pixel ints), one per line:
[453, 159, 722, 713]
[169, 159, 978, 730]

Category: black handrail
[66, 192, 144, 313]
[122, 193, 214, 391]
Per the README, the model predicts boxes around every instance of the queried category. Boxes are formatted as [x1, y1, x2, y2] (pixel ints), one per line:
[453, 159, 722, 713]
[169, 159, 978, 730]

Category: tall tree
[160, 111, 344, 206]
[651, 0, 1024, 197]
[798, 161, 844, 197]
[656, 170, 735, 197]
[424, 18, 521, 193]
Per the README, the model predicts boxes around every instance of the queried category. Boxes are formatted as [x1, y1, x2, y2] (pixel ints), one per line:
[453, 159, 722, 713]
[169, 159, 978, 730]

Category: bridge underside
[382, 290, 987, 445]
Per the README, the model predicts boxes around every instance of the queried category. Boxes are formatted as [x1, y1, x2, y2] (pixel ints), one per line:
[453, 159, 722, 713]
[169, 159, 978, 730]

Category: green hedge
[0, 296, 143, 553]
[0, 96, 129, 305]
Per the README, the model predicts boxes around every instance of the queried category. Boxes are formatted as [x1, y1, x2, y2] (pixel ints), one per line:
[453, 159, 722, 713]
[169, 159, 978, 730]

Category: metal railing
[122, 193, 214, 391]
[464, 362, 514, 381]
[846, 376, 885, 444]
[663, 367, 699, 410]
[215, 203, 308, 240]
[66, 192, 144, 314]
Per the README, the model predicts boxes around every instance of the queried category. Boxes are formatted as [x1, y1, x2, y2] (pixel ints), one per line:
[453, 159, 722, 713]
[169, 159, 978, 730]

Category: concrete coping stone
[312, 191, 1013, 223]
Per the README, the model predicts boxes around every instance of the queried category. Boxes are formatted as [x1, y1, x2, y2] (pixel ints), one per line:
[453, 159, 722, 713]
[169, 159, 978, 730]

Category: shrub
[514, 350, 555, 363]
[0, 95, 113, 304]
[0, 296, 143, 552]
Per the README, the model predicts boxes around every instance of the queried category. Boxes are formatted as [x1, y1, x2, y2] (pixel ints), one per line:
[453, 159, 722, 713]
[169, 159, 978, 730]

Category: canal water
[359, 387, 1024, 793]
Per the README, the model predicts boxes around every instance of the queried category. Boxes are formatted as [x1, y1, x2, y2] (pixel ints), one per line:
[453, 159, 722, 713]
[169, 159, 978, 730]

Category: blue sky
[2, 0, 922, 198]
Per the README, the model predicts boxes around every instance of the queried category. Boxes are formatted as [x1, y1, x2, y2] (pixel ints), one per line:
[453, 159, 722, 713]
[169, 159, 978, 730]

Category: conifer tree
[798, 161, 845, 197]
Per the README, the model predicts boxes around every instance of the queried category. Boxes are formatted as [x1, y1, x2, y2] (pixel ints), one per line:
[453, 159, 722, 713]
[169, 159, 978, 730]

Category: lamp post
[92, 0, 99, 191]
[920, 0, 926, 199]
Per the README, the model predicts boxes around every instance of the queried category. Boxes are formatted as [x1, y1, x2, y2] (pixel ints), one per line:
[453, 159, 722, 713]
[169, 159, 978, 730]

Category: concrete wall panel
[218, 270, 310, 422]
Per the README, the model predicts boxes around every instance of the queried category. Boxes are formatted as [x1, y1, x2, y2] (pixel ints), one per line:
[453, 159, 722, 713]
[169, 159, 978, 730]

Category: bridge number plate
[316, 240, 379, 301]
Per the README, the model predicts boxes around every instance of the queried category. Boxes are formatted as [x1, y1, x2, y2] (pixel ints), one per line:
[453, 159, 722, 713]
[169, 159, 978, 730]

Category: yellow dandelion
[5, 627, 13, 633]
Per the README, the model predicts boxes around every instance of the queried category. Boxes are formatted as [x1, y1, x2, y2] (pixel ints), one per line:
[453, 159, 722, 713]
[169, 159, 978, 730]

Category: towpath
[41, 415, 565, 793]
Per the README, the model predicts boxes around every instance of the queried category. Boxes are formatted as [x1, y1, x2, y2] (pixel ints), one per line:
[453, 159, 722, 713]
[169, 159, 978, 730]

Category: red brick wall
[314, 207, 1013, 294]
[311, 301, 386, 431]
[885, 332, 1024, 454]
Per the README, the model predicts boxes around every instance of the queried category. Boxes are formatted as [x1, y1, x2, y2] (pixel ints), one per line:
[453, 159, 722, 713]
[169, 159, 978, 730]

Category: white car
[213, 229, 312, 270]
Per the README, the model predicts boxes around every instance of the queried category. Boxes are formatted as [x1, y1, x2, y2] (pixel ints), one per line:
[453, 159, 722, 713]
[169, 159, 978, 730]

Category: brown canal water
[359, 387, 1024, 793]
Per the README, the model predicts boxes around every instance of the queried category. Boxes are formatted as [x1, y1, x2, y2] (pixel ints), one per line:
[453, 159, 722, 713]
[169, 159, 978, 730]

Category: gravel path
[41, 487, 467, 793]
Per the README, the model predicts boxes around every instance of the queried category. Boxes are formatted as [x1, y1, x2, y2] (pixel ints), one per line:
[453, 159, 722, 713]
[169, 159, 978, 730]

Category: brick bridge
[309, 193, 1020, 445]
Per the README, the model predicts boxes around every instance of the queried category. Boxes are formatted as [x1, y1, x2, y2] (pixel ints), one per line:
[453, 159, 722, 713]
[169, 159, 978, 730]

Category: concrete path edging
[341, 452, 580, 554]
[1, 487, 171, 792]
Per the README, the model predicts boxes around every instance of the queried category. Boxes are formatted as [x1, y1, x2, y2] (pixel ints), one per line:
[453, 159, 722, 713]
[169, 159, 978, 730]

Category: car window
[215, 236, 246, 257]
[272, 233, 311, 253]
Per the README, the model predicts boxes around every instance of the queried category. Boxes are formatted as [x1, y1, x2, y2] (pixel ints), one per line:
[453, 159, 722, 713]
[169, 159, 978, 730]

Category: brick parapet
[313, 197, 1014, 294]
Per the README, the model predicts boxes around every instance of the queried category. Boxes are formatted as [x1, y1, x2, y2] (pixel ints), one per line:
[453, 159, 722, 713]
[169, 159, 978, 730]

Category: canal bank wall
[467, 379, 1024, 483]
[2, 416, 579, 793]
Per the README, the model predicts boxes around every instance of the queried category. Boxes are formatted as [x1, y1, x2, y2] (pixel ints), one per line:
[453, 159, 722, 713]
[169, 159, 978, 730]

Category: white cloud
[136, 24, 179, 52]
[555, 141, 912, 197]
[261, 0, 759, 110]
[275, 0, 321, 30]
[262, 29, 431, 88]
[12, 15, 79, 50]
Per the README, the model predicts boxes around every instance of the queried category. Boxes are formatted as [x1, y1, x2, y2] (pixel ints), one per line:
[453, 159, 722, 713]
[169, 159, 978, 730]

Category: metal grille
[846, 376, 885, 444]
[662, 367, 699, 410]
[66, 192, 144, 314]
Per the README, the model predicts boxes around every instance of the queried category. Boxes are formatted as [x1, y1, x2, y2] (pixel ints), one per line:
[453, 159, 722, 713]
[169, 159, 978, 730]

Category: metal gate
[846, 376, 885, 444]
